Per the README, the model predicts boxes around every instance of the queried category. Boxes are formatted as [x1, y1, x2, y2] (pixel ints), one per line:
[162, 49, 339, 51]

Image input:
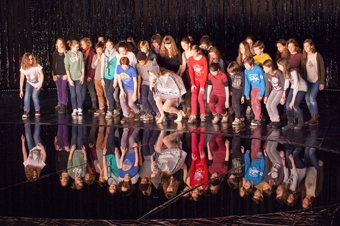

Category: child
[243, 56, 266, 126]
[67, 141, 87, 190]
[188, 44, 209, 123]
[19, 53, 44, 118]
[64, 40, 85, 116]
[206, 63, 230, 124]
[92, 42, 107, 115]
[139, 40, 157, 61]
[253, 40, 272, 67]
[117, 57, 141, 124]
[136, 51, 160, 121]
[263, 59, 286, 128]
[227, 61, 245, 125]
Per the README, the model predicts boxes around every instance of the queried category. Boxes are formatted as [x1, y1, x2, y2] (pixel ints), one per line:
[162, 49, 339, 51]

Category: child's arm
[134, 145, 139, 167]
[225, 139, 230, 162]
[38, 143, 47, 163]
[258, 68, 266, 99]
[103, 148, 108, 180]
[244, 72, 250, 99]
[21, 135, 27, 162]
[206, 84, 212, 103]
[119, 146, 127, 168]
[132, 76, 138, 102]
[37, 68, 44, 91]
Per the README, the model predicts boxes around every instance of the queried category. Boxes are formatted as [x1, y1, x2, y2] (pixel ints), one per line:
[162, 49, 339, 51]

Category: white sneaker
[77, 108, 83, 116]
[72, 109, 78, 116]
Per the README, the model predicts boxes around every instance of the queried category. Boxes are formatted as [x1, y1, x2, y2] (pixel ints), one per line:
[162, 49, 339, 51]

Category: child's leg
[75, 81, 83, 109]
[94, 79, 106, 109]
[120, 89, 129, 116]
[196, 80, 206, 114]
[250, 127, 262, 160]
[232, 89, 242, 119]
[23, 83, 33, 111]
[215, 95, 226, 115]
[250, 88, 262, 121]
[208, 94, 218, 114]
[191, 82, 199, 115]
[126, 89, 140, 113]
[266, 91, 283, 122]
[162, 99, 179, 114]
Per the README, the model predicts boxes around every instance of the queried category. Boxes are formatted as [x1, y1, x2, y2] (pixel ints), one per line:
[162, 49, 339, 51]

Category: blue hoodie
[244, 64, 265, 99]
[244, 152, 265, 186]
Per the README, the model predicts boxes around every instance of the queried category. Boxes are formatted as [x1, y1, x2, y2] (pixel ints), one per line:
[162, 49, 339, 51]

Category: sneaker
[22, 110, 29, 118]
[232, 118, 241, 125]
[212, 114, 220, 124]
[120, 116, 127, 124]
[94, 109, 105, 115]
[77, 108, 83, 116]
[71, 109, 78, 116]
[251, 120, 261, 126]
[147, 114, 154, 121]
[200, 114, 207, 122]
[105, 111, 112, 119]
[188, 115, 197, 124]
[134, 112, 141, 121]
[112, 109, 120, 117]
[267, 121, 274, 128]
[35, 110, 41, 117]
[272, 121, 281, 128]
[55, 104, 61, 110]
[221, 114, 229, 123]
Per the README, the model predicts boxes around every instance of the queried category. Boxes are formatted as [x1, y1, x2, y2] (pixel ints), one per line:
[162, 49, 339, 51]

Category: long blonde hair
[160, 35, 179, 57]
[55, 38, 67, 54]
[21, 52, 38, 70]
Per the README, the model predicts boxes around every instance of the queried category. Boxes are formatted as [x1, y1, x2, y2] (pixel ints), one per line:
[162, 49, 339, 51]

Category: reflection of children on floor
[21, 123, 46, 181]
[227, 137, 244, 189]
[55, 123, 69, 187]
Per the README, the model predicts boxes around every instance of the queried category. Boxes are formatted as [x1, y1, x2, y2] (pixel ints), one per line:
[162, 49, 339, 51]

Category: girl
[150, 33, 162, 58]
[275, 39, 290, 61]
[227, 62, 245, 125]
[117, 57, 140, 124]
[301, 39, 325, 125]
[64, 40, 85, 116]
[80, 37, 97, 112]
[180, 36, 193, 117]
[286, 38, 302, 71]
[21, 124, 46, 181]
[263, 59, 286, 128]
[148, 68, 186, 123]
[199, 35, 213, 57]
[158, 35, 184, 76]
[139, 40, 157, 61]
[188, 44, 209, 123]
[208, 47, 225, 71]
[277, 58, 307, 130]
[126, 37, 138, 55]
[52, 38, 67, 114]
[245, 36, 255, 56]
[19, 53, 44, 118]
[92, 42, 107, 116]
[206, 63, 230, 124]
[103, 39, 119, 118]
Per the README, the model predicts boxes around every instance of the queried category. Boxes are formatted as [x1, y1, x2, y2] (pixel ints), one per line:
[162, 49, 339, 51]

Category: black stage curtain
[0, 0, 339, 89]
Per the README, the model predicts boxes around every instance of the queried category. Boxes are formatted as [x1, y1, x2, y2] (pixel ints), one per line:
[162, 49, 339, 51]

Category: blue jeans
[141, 84, 159, 114]
[305, 81, 320, 115]
[104, 78, 115, 112]
[69, 80, 83, 109]
[71, 126, 83, 149]
[285, 89, 306, 114]
[24, 82, 40, 111]
[25, 124, 41, 150]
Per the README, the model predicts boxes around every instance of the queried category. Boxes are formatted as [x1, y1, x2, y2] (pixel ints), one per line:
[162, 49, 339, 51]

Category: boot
[282, 110, 294, 130]
[58, 104, 66, 114]
[294, 112, 304, 130]
[305, 114, 319, 126]
[88, 101, 98, 113]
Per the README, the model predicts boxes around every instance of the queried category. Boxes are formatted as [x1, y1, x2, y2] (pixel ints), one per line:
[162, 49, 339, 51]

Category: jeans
[71, 126, 83, 149]
[285, 89, 306, 114]
[266, 90, 283, 122]
[25, 124, 41, 150]
[106, 127, 120, 154]
[69, 80, 83, 109]
[232, 88, 244, 119]
[24, 82, 40, 111]
[104, 78, 115, 112]
[285, 146, 305, 169]
[82, 77, 97, 107]
[305, 80, 320, 115]
[141, 84, 159, 114]
[142, 129, 160, 156]
[56, 75, 68, 105]
[57, 124, 69, 148]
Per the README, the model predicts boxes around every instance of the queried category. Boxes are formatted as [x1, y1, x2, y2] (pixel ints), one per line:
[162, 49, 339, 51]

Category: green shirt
[64, 51, 84, 81]
[67, 150, 87, 179]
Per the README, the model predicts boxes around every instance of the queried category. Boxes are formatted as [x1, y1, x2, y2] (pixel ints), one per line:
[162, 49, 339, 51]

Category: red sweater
[188, 55, 208, 88]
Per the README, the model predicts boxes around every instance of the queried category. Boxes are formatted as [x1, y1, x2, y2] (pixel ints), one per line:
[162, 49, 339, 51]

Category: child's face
[277, 63, 284, 71]
[276, 185, 283, 196]
[118, 47, 127, 55]
[140, 47, 148, 53]
[190, 49, 199, 57]
[254, 189, 263, 198]
[287, 194, 295, 204]
[56, 40, 64, 49]
[244, 63, 252, 70]
[96, 47, 103, 55]
[109, 184, 117, 194]
[71, 44, 79, 52]
[276, 43, 286, 53]
[246, 38, 253, 47]
[209, 52, 217, 60]
[152, 41, 159, 49]
[239, 43, 245, 54]
[123, 174, 131, 182]
[288, 43, 297, 54]
[210, 70, 219, 76]
[263, 182, 272, 191]
[165, 43, 171, 51]
[254, 47, 263, 56]
[106, 42, 114, 50]
[138, 60, 147, 66]
[303, 43, 313, 54]
[75, 177, 83, 187]
[80, 41, 87, 50]
[243, 181, 252, 190]
[181, 42, 190, 51]
[121, 64, 129, 70]
[263, 65, 271, 73]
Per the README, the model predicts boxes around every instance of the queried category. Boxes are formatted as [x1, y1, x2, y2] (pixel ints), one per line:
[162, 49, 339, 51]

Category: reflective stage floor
[0, 89, 339, 225]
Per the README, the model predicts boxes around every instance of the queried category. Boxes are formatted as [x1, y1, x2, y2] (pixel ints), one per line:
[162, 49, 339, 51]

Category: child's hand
[225, 101, 230, 108]
[241, 146, 245, 153]
[241, 96, 245, 104]
[114, 147, 119, 155]
[288, 154, 294, 161]
[121, 146, 127, 154]
[103, 147, 107, 155]
[81, 145, 86, 154]
[132, 94, 137, 102]
[21, 135, 25, 142]
[318, 160, 323, 166]
[263, 97, 268, 104]
[199, 88, 205, 94]
[191, 153, 197, 160]
[119, 90, 126, 99]
[191, 85, 196, 92]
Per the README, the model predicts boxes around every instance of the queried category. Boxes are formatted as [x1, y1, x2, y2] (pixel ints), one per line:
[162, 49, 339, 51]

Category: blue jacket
[244, 64, 265, 99]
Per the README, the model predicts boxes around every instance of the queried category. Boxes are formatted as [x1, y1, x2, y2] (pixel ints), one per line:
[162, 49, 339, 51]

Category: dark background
[1, 0, 339, 90]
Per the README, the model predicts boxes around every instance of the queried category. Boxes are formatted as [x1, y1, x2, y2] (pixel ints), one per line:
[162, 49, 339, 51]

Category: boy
[253, 40, 272, 67]
[243, 56, 265, 126]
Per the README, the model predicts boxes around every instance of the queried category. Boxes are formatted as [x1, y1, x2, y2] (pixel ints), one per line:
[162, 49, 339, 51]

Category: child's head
[276, 183, 289, 204]
[161, 174, 180, 199]
[262, 180, 275, 196]
[97, 35, 105, 43]
[84, 172, 95, 185]
[191, 186, 204, 201]
[190, 44, 203, 57]
[243, 56, 254, 70]
[286, 192, 298, 206]
[227, 174, 241, 189]
[240, 178, 255, 198]
[252, 189, 264, 204]
[262, 59, 276, 74]
[209, 173, 222, 195]
[209, 62, 221, 75]
[303, 39, 316, 54]
[138, 40, 150, 53]
[253, 40, 265, 56]
[208, 47, 221, 63]
[67, 40, 80, 52]
[245, 36, 254, 48]
[286, 38, 301, 54]
[139, 177, 152, 196]
[227, 61, 241, 75]
[181, 36, 192, 51]
[80, 37, 92, 50]
[24, 165, 42, 181]
[151, 34, 162, 49]
[137, 51, 148, 66]
[239, 41, 251, 55]
[95, 42, 104, 54]
[302, 196, 314, 209]
[71, 177, 84, 190]
[108, 183, 117, 195]
[199, 35, 212, 50]
[117, 41, 129, 55]
[277, 57, 292, 79]
[105, 39, 114, 50]
[59, 171, 69, 187]
[120, 56, 130, 67]
[118, 180, 134, 196]
[276, 39, 287, 53]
